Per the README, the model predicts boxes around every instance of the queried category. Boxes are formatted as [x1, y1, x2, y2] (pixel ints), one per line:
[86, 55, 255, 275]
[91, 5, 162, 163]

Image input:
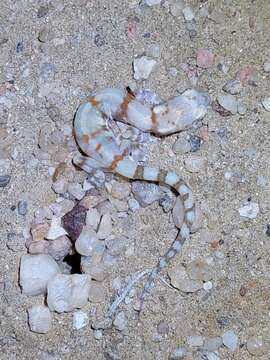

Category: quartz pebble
[168, 265, 203, 292]
[46, 216, 67, 240]
[97, 213, 112, 239]
[222, 330, 238, 351]
[133, 56, 157, 80]
[238, 202, 259, 219]
[203, 281, 213, 291]
[169, 347, 187, 359]
[111, 181, 131, 200]
[89, 282, 106, 303]
[173, 137, 191, 154]
[197, 49, 214, 69]
[52, 178, 68, 194]
[105, 236, 127, 256]
[48, 235, 72, 261]
[146, 44, 160, 58]
[113, 311, 127, 331]
[128, 198, 140, 212]
[47, 274, 90, 313]
[217, 94, 238, 115]
[170, 1, 184, 17]
[185, 154, 206, 173]
[263, 59, 270, 72]
[67, 182, 85, 200]
[20, 254, 60, 296]
[187, 335, 204, 347]
[86, 208, 100, 230]
[28, 305, 52, 334]
[246, 336, 267, 356]
[182, 6, 195, 21]
[72, 311, 89, 330]
[237, 102, 247, 115]
[203, 337, 222, 352]
[93, 329, 103, 340]
[132, 181, 163, 207]
[31, 223, 49, 242]
[28, 240, 49, 254]
[145, 0, 161, 5]
[80, 256, 106, 281]
[87, 169, 105, 188]
[261, 97, 270, 112]
[75, 228, 98, 256]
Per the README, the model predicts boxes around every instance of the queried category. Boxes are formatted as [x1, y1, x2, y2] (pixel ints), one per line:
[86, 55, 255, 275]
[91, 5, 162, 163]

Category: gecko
[73, 87, 209, 310]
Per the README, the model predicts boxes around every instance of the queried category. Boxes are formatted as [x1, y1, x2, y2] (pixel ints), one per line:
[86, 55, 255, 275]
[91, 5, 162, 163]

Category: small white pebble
[203, 281, 213, 291]
[263, 59, 270, 72]
[187, 335, 204, 347]
[261, 97, 270, 112]
[133, 56, 157, 80]
[97, 213, 112, 239]
[86, 208, 101, 230]
[72, 311, 89, 330]
[247, 336, 267, 356]
[238, 202, 259, 219]
[222, 330, 238, 351]
[28, 305, 52, 334]
[182, 6, 195, 21]
[46, 216, 67, 240]
[113, 311, 127, 331]
[93, 329, 103, 340]
[145, 0, 161, 5]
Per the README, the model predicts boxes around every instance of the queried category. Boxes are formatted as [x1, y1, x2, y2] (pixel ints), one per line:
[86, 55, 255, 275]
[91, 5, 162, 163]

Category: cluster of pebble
[19, 159, 205, 334]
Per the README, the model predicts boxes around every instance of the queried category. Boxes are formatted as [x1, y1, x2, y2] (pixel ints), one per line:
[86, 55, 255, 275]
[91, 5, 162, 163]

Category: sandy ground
[0, 0, 270, 359]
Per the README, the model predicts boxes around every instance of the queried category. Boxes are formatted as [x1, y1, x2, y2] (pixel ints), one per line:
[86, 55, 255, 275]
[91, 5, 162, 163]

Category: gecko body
[73, 87, 208, 306]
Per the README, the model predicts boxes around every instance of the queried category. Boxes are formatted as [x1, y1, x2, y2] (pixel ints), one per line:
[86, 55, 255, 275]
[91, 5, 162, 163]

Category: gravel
[1, 1, 269, 358]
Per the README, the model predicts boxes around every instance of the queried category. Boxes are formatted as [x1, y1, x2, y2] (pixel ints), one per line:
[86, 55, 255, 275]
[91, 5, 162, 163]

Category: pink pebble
[196, 49, 214, 69]
[236, 65, 253, 84]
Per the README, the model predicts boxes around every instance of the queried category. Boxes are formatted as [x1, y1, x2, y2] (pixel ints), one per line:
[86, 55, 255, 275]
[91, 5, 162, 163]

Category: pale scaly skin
[73, 87, 202, 308]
